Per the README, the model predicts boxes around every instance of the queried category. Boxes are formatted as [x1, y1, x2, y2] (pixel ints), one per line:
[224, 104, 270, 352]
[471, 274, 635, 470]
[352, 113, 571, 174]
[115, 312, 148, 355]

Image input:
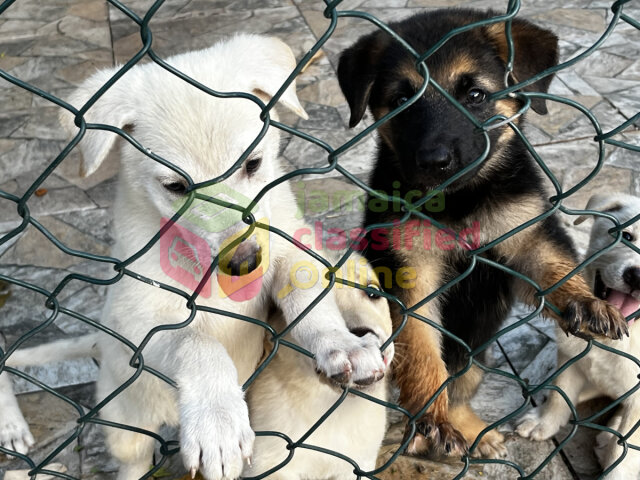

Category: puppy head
[577, 192, 640, 320]
[332, 254, 394, 373]
[59, 34, 307, 261]
[337, 9, 558, 191]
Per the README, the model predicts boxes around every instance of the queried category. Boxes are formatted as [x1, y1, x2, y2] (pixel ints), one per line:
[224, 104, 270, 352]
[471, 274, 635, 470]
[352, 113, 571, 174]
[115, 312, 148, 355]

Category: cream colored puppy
[0, 34, 387, 480]
[244, 254, 394, 480]
[517, 192, 640, 480]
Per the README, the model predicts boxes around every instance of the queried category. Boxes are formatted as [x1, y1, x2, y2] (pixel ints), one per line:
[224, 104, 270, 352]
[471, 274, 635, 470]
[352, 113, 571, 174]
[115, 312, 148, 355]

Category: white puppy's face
[579, 193, 640, 321]
[60, 35, 308, 285]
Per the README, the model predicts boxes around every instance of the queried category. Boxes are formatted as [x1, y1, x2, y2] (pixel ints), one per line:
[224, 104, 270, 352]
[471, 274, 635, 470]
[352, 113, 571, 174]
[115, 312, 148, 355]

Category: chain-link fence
[0, 0, 639, 479]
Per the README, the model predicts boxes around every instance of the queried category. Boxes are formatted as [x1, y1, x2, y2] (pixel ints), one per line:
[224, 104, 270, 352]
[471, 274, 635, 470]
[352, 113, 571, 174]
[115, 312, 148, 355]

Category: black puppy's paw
[403, 413, 468, 458]
[562, 297, 629, 341]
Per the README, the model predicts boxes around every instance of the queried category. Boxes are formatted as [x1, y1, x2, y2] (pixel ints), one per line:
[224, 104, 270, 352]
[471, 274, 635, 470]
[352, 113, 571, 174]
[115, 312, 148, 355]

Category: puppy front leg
[271, 254, 386, 387]
[0, 334, 35, 457]
[395, 286, 467, 458]
[513, 232, 628, 341]
[155, 331, 254, 480]
[0, 368, 35, 457]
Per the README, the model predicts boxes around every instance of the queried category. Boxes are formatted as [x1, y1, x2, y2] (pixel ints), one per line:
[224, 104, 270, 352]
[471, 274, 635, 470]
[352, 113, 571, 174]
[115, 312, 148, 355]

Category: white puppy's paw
[314, 329, 385, 388]
[515, 408, 560, 441]
[180, 389, 254, 480]
[0, 412, 35, 457]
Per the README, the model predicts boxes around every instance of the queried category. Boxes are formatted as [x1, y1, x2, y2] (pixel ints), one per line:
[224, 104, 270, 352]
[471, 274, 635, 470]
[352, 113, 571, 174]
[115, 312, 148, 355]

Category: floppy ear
[337, 32, 386, 128]
[246, 36, 308, 120]
[485, 19, 559, 115]
[59, 68, 137, 178]
[574, 193, 624, 225]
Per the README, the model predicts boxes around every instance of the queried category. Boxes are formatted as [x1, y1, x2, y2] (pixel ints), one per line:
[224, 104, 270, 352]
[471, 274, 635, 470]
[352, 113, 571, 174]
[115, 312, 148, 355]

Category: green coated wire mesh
[0, 0, 639, 479]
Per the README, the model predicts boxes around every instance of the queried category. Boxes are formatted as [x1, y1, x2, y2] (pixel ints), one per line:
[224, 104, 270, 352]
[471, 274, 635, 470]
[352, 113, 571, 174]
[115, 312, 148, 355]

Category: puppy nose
[416, 144, 452, 171]
[623, 266, 640, 290]
[224, 241, 262, 276]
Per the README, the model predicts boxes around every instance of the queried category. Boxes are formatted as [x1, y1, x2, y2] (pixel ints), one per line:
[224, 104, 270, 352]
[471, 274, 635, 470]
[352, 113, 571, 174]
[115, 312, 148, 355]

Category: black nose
[623, 266, 640, 290]
[224, 242, 262, 276]
[416, 144, 452, 171]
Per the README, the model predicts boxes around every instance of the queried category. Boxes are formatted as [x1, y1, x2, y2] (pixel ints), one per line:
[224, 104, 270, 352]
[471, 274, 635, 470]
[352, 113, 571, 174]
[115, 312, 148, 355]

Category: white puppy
[0, 34, 386, 480]
[517, 192, 640, 479]
[244, 254, 394, 480]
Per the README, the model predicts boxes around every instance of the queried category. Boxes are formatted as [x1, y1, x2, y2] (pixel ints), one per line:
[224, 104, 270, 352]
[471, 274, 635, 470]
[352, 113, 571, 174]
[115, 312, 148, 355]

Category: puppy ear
[249, 36, 308, 120]
[337, 33, 385, 128]
[574, 193, 623, 225]
[59, 68, 137, 178]
[485, 19, 559, 115]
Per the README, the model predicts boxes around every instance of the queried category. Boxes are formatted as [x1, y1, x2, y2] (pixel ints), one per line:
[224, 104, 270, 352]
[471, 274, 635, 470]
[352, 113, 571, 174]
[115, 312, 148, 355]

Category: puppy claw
[404, 414, 467, 458]
[561, 298, 628, 341]
[190, 467, 197, 479]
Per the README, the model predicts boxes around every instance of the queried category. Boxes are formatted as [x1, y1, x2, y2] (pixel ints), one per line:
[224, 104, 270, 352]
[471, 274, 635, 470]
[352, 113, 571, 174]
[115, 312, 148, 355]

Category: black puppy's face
[338, 9, 559, 192]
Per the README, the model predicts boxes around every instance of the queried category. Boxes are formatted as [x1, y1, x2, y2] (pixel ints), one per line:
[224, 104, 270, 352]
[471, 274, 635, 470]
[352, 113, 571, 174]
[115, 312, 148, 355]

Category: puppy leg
[100, 330, 254, 480]
[449, 403, 506, 459]
[595, 398, 640, 480]
[0, 369, 35, 457]
[0, 334, 35, 457]
[516, 356, 586, 441]
[397, 315, 467, 457]
[446, 366, 506, 459]
[97, 369, 161, 480]
[514, 235, 628, 341]
[272, 251, 386, 387]
[393, 274, 466, 458]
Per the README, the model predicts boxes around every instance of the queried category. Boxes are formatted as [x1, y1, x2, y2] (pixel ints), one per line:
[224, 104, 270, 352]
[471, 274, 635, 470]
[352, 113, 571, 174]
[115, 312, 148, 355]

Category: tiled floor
[1, 0, 639, 478]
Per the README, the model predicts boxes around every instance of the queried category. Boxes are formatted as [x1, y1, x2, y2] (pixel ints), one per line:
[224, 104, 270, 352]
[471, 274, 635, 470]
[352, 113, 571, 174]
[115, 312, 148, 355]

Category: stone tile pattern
[0, 0, 638, 479]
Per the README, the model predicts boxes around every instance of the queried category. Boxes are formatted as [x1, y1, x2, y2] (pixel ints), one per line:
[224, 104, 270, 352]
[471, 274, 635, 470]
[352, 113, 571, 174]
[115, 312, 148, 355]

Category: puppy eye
[467, 88, 487, 105]
[394, 96, 409, 108]
[622, 231, 635, 242]
[366, 283, 382, 299]
[163, 181, 188, 194]
[245, 157, 262, 176]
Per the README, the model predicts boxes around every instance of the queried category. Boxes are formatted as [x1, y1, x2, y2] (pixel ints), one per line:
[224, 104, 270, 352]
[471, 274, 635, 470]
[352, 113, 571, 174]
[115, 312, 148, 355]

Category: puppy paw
[0, 413, 35, 457]
[561, 297, 628, 341]
[180, 389, 254, 480]
[515, 408, 559, 441]
[313, 329, 385, 388]
[404, 413, 468, 458]
[473, 429, 507, 459]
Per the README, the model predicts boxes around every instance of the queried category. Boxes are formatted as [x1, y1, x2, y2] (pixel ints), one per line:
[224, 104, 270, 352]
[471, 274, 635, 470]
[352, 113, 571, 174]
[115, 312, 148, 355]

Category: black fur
[339, 9, 564, 380]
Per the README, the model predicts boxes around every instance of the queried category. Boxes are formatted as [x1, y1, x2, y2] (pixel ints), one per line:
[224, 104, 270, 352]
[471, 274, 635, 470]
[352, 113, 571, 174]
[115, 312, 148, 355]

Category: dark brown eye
[163, 181, 187, 194]
[367, 283, 382, 299]
[394, 96, 409, 108]
[246, 157, 262, 176]
[467, 88, 486, 105]
[622, 231, 635, 242]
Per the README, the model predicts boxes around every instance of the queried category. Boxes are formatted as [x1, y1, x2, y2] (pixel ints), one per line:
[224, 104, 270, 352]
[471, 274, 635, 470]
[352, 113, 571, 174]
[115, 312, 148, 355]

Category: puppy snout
[416, 144, 452, 171]
[623, 266, 640, 291]
[224, 241, 262, 276]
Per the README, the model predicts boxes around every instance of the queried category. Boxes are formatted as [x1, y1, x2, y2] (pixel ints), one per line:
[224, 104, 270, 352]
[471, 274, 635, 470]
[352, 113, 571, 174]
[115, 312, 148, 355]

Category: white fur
[0, 335, 35, 457]
[0, 34, 386, 479]
[517, 192, 640, 479]
[243, 256, 394, 480]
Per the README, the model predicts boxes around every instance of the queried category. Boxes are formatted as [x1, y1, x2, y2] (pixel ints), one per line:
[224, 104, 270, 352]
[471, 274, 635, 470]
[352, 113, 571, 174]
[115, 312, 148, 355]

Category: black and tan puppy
[338, 9, 629, 459]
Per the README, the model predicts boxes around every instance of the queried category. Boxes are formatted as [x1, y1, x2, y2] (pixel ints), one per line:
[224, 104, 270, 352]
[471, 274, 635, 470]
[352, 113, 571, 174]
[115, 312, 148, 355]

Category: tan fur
[392, 258, 446, 418]
[449, 403, 506, 458]
[244, 255, 395, 479]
